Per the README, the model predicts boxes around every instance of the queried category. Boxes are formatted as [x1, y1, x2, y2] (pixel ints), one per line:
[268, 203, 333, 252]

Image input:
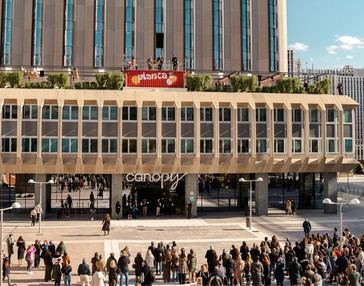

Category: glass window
[2, 104, 17, 119]
[162, 139, 175, 153]
[241, 0, 251, 71]
[200, 108, 213, 122]
[309, 139, 320, 153]
[142, 107, 156, 121]
[327, 109, 336, 122]
[344, 139, 353, 153]
[62, 138, 78, 153]
[237, 139, 250, 153]
[274, 139, 285, 153]
[162, 107, 175, 121]
[238, 108, 249, 122]
[269, 0, 278, 72]
[274, 108, 285, 122]
[102, 138, 117, 153]
[184, 0, 194, 69]
[142, 138, 156, 153]
[124, 0, 135, 63]
[327, 139, 337, 153]
[292, 139, 302, 153]
[200, 139, 213, 153]
[64, 0, 74, 66]
[310, 109, 320, 123]
[219, 139, 231, 153]
[256, 108, 266, 122]
[155, 0, 164, 58]
[219, 108, 231, 122]
[102, 106, 117, 121]
[122, 138, 137, 153]
[63, 106, 78, 120]
[292, 109, 302, 123]
[32, 0, 43, 66]
[213, 0, 223, 70]
[22, 137, 37, 153]
[1, 0, 13, 65]
[181, 138, 194, 153]
[83, 106, 98, 120]
[122, 106, 137, 121]
[82, 138, 98, 153]
[42, 138, 58, 153]
[181, 107, 194, 121]
[256, 139, 267, 153]
[344, 109, 352, 123]
[1, 137, 16, 152]
[23, 105, 38, 120]
[94, 0, 105, 67]
[42, 105, 58, 120]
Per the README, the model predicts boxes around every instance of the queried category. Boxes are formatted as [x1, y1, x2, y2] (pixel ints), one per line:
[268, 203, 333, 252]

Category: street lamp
[322, 197, 360, 249]
[0, 202, 21, 286]
[239, 177, 264, 231]
[28, 178, 55, 234]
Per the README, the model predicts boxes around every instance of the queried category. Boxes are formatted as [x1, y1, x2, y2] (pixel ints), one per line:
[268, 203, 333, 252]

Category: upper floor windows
[2, 104, 17, 119]
[63, 106, 78, 120]
[268, 0, 278, 72]
[162, 107, 175, 121]
[344, 109, 352, 123]
[327, 109, 337, 122]
[1, 0, 13, 65]
[83, 106, 98, 121]
[23, 105, 38, 120]
[213, 0, 223, 70]
[310, 109, 320, 123]
[200, 107, 213, 122]
[274, 108, 285, 122]
[184, 0, 194, 70]
[94, 0, 105, 68]
[32, 0, 43, 66]
[142, 107, 156, 121]
[122, 106, 137, 121]
[124, 0, 135, 63]
[237, 108, 249, 122]
[292, 109, 303, 123]
[64, 0, 74, 66]
[219, 108, 231, 122]
[102, 106, 117, 121]
[256, 108, 266, 122]
[181, 107, 194, 121]
[1, 137, 16, 152]
[155, 0, 164, 58]
[241, 0, 251, 71]
[42, 105, 58, 120]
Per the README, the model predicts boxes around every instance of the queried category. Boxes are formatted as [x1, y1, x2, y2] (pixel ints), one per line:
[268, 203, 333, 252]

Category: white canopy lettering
[125, 173, 187, 190]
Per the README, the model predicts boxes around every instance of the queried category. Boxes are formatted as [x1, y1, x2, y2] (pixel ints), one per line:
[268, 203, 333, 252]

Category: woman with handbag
[102, 213, 111, 235]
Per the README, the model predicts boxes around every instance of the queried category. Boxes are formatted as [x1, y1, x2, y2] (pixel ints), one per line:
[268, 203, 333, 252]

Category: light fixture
[322, 198, 333, 204]
[11, 202, 21, 209]
[28, 179, 35, 184]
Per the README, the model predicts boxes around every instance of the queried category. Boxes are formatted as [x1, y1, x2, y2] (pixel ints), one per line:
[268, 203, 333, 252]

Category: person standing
[286, 200, 292, 215]
[34, 240, 42, 268]
[108, 260, 118, 286]
[251, 256, 264, 286]
[133, 252, 144, 282]
[187, 248, 197, 283]
[115, 201, 121, 219]
[178, 248, 188, 285]
[78, 258, 91, 286]
[102, 213, 111, 235]
[42, 250, 53, 282]
[118, 250, 131, 286]
[2, 257, 11, 286]
[30, 208, 37, 226]
[91, 268, 107, 286]
[63, 263, 72, 286]
[34, 203, 43, 223]
[302, 218, 312, 238]
[90, 202, 96, 221]
[6, 234, 14, 263]
[90, 191, 95, 205]
[54, 258, 63, 286]
[25, 244, 36, 274]
[186, 200, 192, 219]
[16, 236, 26, 266]
[156, 199, 161, 217]
[141, 199, 149, 217]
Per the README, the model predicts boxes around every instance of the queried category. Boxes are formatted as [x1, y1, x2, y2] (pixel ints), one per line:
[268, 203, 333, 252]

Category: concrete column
[250, 104, 256, 157]
[97, 100, 104, 158]
[37, 99, 44, 159]
[185, 174, 198, 217]
[16, 99, 24, 159]
[137, 100, 143, 159]
[77, 100, 84, 158]
[194, 103, 200, 158]
[213, 103, 219, 157]
[255, 173, 268, 216]
[34, 174, 47, 218]
[231, 104, 237, 158]
[156, 101, 162, 159]
[323, 172, 338, 214]
[303, 105, 309, 154]
[111, 174, 123, 218]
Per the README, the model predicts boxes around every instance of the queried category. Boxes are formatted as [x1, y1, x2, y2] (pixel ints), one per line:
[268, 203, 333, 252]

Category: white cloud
[336, 35, 364, 50]
[346, 55, 353, 60]
[288, 42, 309, 52]
[326, 45, 339, 55]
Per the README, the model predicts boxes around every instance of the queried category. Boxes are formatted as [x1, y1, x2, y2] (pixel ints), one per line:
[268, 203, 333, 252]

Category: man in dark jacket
[288, 257, 302, 286]
[223, 255, 235, 286]
[53, 258, 63, 286]
[106, 253, 117, 272]
[205, 246, 218, 274]
[302, 219, 312, 238]
[77, 258, 91, 286]
[118, 251, 131, 286]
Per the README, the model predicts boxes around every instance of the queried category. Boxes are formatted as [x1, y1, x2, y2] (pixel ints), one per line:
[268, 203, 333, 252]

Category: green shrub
[23, 81, 51, 89]
[96, 73, 109, 89]
[106, 73, 124, 90]
[306, 79, 331, 94]
[7, 71, 23, 87]
[0, 72, 7, 88]
[186, 73, 212, 91]
[48, 73, 69, 88]
[230, 75, 257, 92]
[275, 77, 303, 93]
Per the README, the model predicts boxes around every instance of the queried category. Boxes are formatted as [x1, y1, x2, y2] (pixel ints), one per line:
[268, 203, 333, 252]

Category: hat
[109, 260, 116, 269]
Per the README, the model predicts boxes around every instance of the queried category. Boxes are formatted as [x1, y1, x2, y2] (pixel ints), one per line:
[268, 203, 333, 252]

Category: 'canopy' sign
[125, 173, 187, 190]
[125, 70, 185, 88]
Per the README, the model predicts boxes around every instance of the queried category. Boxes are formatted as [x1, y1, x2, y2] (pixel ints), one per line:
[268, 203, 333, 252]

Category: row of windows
[2, 105, 353, 124]
[1, 137, 354, 154]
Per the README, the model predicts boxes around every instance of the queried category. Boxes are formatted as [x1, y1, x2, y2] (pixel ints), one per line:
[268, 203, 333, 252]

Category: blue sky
[288, 0, 364, 70]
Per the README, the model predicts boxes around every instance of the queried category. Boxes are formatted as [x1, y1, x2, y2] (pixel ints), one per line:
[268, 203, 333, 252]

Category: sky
[287, 0, 364, 70]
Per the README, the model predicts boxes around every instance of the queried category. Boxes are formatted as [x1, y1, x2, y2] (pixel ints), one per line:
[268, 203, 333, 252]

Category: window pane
[102, 139, 108, 153]
[83, 106, 89, 120]
[90, 139, 98, 153]
[130, 107, 137, 120]
[110, 139, 117, 152]
[82, 139, 89, 152]
[142, 139, 148, 153]
[91, 106, 98, 120]
[62, 139, 69, 152]
[142, 107, 148, 120]
[23, 105, 30, 119]
[149, 139, 156, 152]
[71, 106, 78, 120]
[50, 139, 58, 152]
[51, 106, 58, 119]
[168, 140, 175, 153]
[70, 139, 78, 152]
[43, 106, 50, 119]
[122, 140, 129, 153]
[149, 107, 156, 121]
[122, 107, 129, 120]
[168, 108, 175, 121]
[11, 105, 17, 119]
[110, 107, 117, 120]
[63, 106, 70, 120]
[187, 108, 194, 121]
[129, 139, 137, 153]
[345, 139, 353, 153]
[344, 110, 352, 123]
[162, 139, 167, 153]
[102, 107, 109, 120]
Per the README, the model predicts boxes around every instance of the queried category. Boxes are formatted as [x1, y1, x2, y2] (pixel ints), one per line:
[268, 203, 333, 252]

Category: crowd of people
[2, 224, 364, 286]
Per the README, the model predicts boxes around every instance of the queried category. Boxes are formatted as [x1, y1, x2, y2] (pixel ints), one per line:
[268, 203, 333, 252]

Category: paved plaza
[2, 194, 364, 286]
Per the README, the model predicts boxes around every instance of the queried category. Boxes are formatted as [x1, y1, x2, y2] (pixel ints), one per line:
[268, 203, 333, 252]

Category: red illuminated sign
[125, 70, 185, 88]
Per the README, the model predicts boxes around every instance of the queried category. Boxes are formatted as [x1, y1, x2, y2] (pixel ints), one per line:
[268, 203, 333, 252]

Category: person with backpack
[251, 256, 264, 286]
[62, 263, 72, 286]
[54, 258, 63, 286]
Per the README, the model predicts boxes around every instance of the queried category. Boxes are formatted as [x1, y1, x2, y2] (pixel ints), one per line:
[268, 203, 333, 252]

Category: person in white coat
[91, 270, 107, 286]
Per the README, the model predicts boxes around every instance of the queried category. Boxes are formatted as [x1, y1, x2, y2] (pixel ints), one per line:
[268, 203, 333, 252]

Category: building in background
[287, 49, 301, 77]
[0, 0, 287, 76]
